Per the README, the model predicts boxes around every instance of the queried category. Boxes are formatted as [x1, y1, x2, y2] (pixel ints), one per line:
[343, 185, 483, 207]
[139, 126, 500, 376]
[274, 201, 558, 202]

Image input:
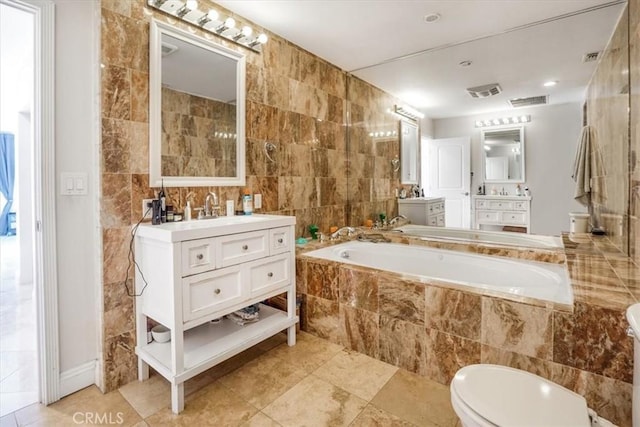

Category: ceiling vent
[582, 51, 600, 63]
[509, 95, 548, 108]
[467, 83, 502, 98]
[161, 42, 178, 57]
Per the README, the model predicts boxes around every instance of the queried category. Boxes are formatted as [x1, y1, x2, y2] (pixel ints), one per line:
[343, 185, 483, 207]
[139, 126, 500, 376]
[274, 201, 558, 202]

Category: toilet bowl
[451, 302, 640, 427]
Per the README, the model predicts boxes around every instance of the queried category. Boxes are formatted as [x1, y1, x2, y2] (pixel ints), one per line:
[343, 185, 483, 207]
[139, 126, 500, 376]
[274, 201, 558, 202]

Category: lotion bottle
[184, 201, 192, 221]
[242, 189, 253, 215]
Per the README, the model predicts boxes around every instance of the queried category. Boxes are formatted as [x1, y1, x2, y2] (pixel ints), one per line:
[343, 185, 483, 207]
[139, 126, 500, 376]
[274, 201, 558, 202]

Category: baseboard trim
[60, 360, 96, 397]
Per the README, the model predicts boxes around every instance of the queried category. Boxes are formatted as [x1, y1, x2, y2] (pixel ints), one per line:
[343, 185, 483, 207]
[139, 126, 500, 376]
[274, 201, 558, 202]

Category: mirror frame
[149, 19, 246, 187]
[400, 119, 419, 184]
[481, 126, 525, 184]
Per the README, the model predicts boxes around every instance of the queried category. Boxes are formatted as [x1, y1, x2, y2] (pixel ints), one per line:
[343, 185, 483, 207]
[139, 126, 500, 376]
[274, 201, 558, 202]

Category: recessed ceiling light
[424, 13, 441, 23]
[459, 60, 472, 67]
[543, 81, 558, 87]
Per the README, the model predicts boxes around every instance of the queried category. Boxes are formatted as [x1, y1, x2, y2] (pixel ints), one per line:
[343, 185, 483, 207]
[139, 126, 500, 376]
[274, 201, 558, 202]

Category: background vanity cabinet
[473, 195, 531, 233]
[134, 215, 297, 414]
[398, 197, 445, 227]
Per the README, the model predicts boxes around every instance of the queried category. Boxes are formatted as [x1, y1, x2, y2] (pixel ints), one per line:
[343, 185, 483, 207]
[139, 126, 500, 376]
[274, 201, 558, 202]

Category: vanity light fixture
[475, 115, 530, 128]
[543, 81, 558, 87]
[393, 104, 425, 121]
[147, 0, 269, 52]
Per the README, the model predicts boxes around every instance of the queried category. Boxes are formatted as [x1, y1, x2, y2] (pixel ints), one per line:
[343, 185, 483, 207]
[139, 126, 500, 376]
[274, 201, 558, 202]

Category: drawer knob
[242, 245, 248, 250]
[196, 254, 204, 260]
[267, 272, 274, 278]
[214, 288, 221, 295]
[277, 238, 283, 244]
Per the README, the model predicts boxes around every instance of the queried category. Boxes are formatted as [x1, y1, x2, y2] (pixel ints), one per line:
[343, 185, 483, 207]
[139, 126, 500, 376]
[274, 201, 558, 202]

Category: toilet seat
[450, 364, 592, 427]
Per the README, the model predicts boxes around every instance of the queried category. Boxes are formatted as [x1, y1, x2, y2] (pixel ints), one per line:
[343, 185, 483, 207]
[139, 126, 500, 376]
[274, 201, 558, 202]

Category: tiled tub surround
[296, 233, 639, 426]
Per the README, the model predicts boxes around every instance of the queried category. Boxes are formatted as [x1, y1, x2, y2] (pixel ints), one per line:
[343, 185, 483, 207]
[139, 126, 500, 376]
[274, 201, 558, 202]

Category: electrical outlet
[141, 198, 154, 220]
[254, 193, 262, 210]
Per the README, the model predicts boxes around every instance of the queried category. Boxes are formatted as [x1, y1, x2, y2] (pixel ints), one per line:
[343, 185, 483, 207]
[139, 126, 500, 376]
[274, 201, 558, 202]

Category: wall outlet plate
[142, 199, 154, 220]
[254, 193, 262, 210]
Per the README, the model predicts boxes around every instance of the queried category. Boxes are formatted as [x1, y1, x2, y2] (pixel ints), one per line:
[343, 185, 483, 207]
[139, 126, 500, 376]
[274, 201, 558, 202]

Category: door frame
[2, 0, 60, 405]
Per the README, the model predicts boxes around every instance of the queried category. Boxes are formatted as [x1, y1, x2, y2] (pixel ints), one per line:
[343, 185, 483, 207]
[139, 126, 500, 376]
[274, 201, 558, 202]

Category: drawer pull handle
[267, 272, 274, 278]
[242, 245, 249, 250]
[196, 254, 204, 260]
[277, 238, 283, 244]
[214, 288, 221, 295]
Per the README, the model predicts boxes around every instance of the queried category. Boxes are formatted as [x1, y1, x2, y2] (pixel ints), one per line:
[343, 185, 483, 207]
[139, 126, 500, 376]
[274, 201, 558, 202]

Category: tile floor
[0, 236, 38, 417]
[0, 331, 460, 426]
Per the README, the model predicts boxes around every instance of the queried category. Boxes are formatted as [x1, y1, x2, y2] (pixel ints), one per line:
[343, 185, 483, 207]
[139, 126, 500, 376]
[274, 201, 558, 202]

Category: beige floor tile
[312, 349, 398, 401]
[371, 370, 458, 427]
[268, 331, 343, 373]
[131, 422, 149, 427]
[14, 386, 141, 427]
[242, 411, 282, 426]
[145, 381, 257, 427]
[350, 404, 417, 426]
[218, 351, 307, 409]
[118, 373, 170, 419]
[262, 375, 366, 427]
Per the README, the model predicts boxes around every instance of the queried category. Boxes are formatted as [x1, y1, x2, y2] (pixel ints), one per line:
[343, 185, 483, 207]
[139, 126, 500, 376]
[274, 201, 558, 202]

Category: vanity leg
[171, 383, 184, 414]
[287, 325, 296, 346]
[138, 359, 149, 381]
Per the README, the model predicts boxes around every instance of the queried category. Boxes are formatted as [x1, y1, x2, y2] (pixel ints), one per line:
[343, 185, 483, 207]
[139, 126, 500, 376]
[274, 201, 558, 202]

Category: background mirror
[149, 20, 246, 187]
[400, 120, 419, 184]
[482, 127, 525, 183]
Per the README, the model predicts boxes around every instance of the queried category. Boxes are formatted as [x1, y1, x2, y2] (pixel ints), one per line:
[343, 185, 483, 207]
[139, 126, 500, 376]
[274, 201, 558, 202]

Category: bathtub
[304, 241, 572, 305]
[393, 224, 563, 249]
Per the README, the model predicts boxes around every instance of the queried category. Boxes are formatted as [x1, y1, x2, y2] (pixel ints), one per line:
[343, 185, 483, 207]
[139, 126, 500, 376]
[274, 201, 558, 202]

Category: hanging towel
[572, 126, 605, 207]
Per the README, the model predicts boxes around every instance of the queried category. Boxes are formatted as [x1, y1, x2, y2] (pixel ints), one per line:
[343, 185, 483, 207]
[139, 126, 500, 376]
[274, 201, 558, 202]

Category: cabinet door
[182, 266, 244, 322]
[248, 254, 290, 298]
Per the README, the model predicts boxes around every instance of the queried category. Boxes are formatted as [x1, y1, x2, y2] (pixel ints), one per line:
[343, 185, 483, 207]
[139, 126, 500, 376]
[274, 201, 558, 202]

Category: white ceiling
[217, 0, 626, 118]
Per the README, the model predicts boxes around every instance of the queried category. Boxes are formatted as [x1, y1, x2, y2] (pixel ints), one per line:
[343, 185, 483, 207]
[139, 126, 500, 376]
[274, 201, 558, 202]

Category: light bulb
[185, 0, 197, 10]
[241, 26, 252, 37]
[206, 9, 219, 21]
[257, 33, 268, 44]
[520, 115, 528, 122]
[224, 17, 236, 29]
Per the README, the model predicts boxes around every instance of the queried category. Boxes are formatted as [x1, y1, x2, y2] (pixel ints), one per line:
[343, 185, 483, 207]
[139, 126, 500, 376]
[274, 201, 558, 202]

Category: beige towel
[572, 125, 605, 206]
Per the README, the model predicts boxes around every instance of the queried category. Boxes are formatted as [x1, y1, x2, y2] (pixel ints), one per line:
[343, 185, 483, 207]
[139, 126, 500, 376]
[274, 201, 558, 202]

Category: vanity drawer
[436, 214, 445, 227]
[476, 200, 487, 209]
[514, 201, 528, 211]
[182, 266, 243, 322]
[270, 227, 292, 255]
[181, 238, 216, 277]
[501, 212, 527, 225]
[487, 200, 514, 210]
[427, 215, 438, 226]
[248, 254, 290, 297]
[217, 230, 269, 267]
[476, 211, 500, 223]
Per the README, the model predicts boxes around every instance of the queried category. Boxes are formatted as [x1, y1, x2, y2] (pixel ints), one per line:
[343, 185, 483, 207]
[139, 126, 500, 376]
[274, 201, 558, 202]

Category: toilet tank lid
[451, 364, 591, 427]
[627, 303, 640, 338]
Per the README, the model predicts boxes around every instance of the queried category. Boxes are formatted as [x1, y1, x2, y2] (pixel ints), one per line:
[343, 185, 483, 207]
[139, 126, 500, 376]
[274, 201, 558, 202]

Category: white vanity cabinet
[473, 195, 531, 233]
[398, 197, 446, 227]
[134, 215, 297, 414]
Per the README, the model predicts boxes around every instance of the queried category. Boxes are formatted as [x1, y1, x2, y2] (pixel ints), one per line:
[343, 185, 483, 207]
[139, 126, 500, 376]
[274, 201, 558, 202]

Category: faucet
[203, 192, 219, 218]
[330, 226, 357, 239]
[388, 215, 407, 226]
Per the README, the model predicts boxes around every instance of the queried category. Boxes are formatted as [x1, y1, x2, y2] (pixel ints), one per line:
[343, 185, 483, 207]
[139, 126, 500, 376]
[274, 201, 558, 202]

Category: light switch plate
[254, 193, 262, 210]
[60, 173, 88, 195]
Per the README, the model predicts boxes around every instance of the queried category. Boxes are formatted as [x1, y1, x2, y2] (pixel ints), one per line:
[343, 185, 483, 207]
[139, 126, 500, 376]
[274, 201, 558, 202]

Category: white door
[422, 137, 471, 228]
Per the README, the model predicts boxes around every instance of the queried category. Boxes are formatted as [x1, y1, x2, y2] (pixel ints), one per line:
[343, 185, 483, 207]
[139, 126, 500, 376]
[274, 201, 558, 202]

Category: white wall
[433, 103, 585, 235]
[54, 0, 100, 389]
[18, 111, 34, 284]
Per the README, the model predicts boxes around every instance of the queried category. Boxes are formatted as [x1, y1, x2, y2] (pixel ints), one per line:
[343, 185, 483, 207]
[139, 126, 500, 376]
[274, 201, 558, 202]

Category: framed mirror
[400, 120, 419, 184]
[482, 126, 525, 183]
[149, 20, 246, 187]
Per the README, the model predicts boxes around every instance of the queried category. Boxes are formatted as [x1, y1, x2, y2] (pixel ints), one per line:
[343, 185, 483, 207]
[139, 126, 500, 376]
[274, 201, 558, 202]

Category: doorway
[0, 1, 38, 415]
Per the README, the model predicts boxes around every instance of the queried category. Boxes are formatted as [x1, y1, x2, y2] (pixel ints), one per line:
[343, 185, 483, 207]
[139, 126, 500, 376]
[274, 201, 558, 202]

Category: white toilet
[450, 303, 640, 427]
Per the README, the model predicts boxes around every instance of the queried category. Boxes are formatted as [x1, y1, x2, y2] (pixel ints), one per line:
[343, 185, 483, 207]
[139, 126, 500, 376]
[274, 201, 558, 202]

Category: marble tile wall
[630, 0, 639, 262]
[586, 5, 635, 262]
[161, 88, 237, 177]
[297, 233, 640, 426]
[99, 0, 404, 391]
